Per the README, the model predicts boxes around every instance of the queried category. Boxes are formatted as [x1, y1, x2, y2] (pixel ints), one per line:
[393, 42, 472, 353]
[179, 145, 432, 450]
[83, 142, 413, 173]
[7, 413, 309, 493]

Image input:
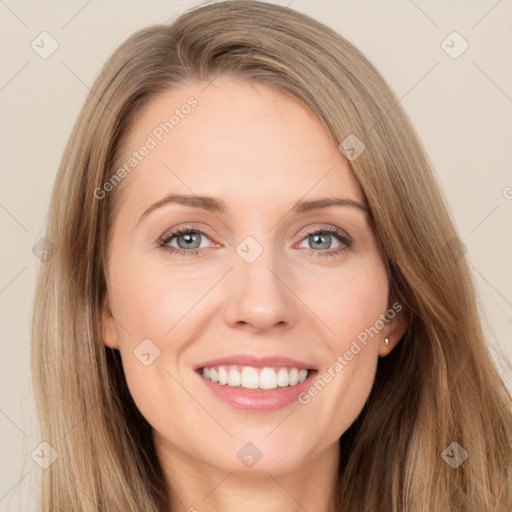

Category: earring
[384, 337, 389, 347]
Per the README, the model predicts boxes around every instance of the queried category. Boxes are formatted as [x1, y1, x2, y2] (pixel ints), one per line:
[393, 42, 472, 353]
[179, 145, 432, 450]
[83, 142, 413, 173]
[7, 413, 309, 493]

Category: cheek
[110, 247, 389, 364]
[303, 256, 389, 351]
[109, 252, 213, 345]
[108, 254, 208, 436]
[293, 257, 388, 430]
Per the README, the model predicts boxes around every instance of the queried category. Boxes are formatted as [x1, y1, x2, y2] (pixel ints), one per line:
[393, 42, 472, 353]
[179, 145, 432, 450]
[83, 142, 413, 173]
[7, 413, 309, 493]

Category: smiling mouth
[197, 365, 317, 391]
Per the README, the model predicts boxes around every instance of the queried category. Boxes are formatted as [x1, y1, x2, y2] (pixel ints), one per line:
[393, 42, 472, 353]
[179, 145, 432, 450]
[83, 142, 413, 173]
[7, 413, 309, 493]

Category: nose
[222, 245, 299, 333]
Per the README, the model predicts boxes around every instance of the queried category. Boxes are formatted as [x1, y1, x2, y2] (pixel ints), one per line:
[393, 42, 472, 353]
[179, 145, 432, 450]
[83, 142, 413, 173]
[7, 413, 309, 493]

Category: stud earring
[384, 337, 389, 347]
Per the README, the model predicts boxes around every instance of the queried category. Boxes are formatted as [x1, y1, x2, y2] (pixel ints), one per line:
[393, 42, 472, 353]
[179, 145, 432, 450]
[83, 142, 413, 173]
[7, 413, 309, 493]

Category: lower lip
[195, 369, 317, 411]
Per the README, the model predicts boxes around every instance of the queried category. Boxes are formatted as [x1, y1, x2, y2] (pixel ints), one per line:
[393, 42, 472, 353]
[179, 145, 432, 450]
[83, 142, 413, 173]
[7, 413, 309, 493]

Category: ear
[378, 301, 409, 357]
[101, 293, 119, 349]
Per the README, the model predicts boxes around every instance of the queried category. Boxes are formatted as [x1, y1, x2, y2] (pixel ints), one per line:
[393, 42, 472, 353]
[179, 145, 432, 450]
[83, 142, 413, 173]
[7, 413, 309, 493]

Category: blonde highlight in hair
[31, 1, 512, 510]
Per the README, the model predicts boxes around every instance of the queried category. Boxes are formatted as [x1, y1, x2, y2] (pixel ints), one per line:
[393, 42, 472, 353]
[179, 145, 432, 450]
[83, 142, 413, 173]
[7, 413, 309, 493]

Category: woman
[31, 1, 512, 510]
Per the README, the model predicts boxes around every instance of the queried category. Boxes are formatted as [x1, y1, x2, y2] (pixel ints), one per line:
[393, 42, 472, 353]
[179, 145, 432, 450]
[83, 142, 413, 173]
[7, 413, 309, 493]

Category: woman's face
[102, 76, 407, 476]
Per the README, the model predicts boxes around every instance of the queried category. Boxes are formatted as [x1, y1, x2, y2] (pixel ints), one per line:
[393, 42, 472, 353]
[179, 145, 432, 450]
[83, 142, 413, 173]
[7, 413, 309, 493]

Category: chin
[202, 441, 312, 476]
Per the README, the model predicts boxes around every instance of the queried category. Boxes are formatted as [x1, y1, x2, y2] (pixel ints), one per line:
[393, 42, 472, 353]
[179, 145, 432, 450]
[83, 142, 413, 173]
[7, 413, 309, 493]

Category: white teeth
[201, 365, 310, 390]
[277, 368, 289, 387]
[289, 368, 299, 386]
[218, 366, 228, 385]
[259, 367, 277, 389]
[227, 368, 241, 386]
[241, 366, 259, 389]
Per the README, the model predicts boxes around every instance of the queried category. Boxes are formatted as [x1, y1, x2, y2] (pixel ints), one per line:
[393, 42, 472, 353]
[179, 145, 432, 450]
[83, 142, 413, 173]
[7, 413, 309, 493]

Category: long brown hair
[31, 1, 512, 510]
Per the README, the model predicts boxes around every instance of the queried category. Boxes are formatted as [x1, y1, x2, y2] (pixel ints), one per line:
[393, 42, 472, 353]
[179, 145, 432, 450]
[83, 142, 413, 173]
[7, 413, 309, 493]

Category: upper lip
[194, 354, 317, 371]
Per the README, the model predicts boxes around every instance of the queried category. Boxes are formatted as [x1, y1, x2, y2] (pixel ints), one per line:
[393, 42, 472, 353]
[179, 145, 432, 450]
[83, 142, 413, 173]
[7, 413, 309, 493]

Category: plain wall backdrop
[1, 0, 511, 510]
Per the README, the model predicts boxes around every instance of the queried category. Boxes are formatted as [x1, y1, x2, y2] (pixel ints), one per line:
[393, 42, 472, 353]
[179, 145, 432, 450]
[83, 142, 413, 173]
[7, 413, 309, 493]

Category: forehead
[116, 76, 363, 216]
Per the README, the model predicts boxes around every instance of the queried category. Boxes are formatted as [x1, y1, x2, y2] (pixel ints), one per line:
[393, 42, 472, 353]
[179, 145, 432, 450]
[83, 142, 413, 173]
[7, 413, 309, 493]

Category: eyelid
[158, 223, 352, 258]
[159, 224, 216, 244]
[159, 223, 350, 244]
[295, 224, 352, 243]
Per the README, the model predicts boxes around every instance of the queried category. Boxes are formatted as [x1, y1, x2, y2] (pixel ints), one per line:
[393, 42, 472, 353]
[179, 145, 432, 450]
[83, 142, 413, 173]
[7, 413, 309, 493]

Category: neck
[154, 433, 340, 512]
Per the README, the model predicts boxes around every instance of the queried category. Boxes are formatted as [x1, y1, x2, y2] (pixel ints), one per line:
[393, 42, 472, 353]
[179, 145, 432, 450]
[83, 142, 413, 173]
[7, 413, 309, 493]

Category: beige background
[1, 0, 511, 510]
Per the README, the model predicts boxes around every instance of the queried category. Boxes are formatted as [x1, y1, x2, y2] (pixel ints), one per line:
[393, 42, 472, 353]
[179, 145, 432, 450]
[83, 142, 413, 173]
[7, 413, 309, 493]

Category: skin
[102, 76, 408, 512]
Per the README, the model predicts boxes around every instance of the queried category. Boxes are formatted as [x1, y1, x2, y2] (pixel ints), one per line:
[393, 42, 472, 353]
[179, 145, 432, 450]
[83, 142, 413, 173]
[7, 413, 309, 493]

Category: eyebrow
[137, 193, 368, 224]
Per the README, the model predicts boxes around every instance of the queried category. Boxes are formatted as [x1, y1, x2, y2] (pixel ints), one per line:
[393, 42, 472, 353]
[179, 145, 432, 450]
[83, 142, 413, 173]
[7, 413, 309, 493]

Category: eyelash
[158, 225, 352, 259]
